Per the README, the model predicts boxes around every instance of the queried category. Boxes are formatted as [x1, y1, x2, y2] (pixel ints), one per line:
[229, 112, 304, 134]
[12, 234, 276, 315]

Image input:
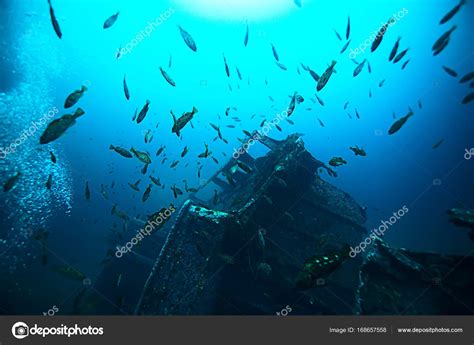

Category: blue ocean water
[0, 0, 472, 314]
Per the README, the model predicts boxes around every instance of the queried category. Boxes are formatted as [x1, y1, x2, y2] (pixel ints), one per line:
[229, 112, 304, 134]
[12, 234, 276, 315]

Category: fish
[271, 43, 279, 61]
[123, 75, 130, 100]
[130, 148, 152, 164]
[389, 37, 401, 61]
[388, 107, 414, 135]
[85, 181, 90, 200]
[198, 143, 211, 158]
[46, 174, 53, 190]
[371, 21, 389, 52]
[171, 184, 183, 199]
[171, 106, 198, 137]
[103, 12, 119, 29]
[308, 68, 320, 82]
[4, 172, 21, 192]
[329, 157, 347, 167]
[379, 79, 386, 87]
[160, 67, 176, 87]
[169, 54, 172, 68]
[287, 92, 298, 116]
[460, 71, 474, 83]
[294, 0, 302, 8]
[40, 108, 85, 144]
[142, 184, 152, 202]
[393, 48, 409, 63]
[462, 92, 474, 104]
[181, 146, 189, 157]
[132, 108, 137, 122]
[432, 139, 445, 149]
[112, 204, 130, 220]
[316, 60, 337, 91]
[144, 129, 153, 144]
[346, 16, 351, 39]
[236, 66, 242, 80]
[440, 0, 466, 25]
[237, 160, 252, 174]
[442, 66, 458, 77]
[64, 86, 87, 108]
[53, 265, 86, 282]
[109, 145, 133, 158]
[369, 89, 372, 98]
[418, 100, 423, 109]
[170, 160, 179, 168]
[349, 146, 366, 156]
[197, 165, 203, 178]
[156, 145, 165, 157]
[128, 180, 141, 192]
[340, 39, 351, 54]
[333, 29, 342, 41]
[244, 21, 249, 46]
[401, 60, 410, 70]
[353, 59, 366, 77]
[178, 26, 197, 52]
[367, 61, 372, 74]
[432, 26, 457, 55]
[136, 100, 151, 124]
[150, 175, 161, 186]
[275, 61, 288, 71]
[286, 118, 295, 125]
[343, 101, 349, 110]
[295, 245, 350, 290]
[50, 151, 57, 163]
[141, 163, 149, 175]
[47, 0, 62, 38]
[355, 108, 360, 119]
[318, 118, 324, 127]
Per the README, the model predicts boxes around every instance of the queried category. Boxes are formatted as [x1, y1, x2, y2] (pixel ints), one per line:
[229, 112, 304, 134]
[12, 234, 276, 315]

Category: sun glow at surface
[175, 0, 295, 20]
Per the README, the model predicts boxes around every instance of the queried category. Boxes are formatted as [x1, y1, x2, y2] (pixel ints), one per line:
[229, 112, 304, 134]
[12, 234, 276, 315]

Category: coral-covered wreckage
[80, 134, 474, 315]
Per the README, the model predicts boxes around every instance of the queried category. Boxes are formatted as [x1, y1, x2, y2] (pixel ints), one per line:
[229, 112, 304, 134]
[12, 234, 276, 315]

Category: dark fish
[432, 26, 457, 55]
[316, 60, 337, 91]
[379, 79, 386, 87]
[287, 92, 297, 116]
[123, 75, 130, 100]
[223, 54, 230, 77]
[367, 60, 372, 74]
[130, 148, 152, 164]
[432, 139, 445, 149]
[343, 101, 349, 110]
[393, 48, 409, 64]
[460, 71, 474, 83]
[355, 108, 360, 119]
[371, 21, 389, 52]
[353, 59, 366, 77]
[388, 108, 414, 135]
[181, 146, 189, 157]
[346, 16, 350, 40]
[171, 184, 183, 199]
[333, 29, 342, 41]
[329, 157, 347, 167]
[128, 180, 141, 192]
[159, 67, 176, 87]
[171, 106, 198, 137]
[275, 61, 287, 71]
[236, 66, 242, 80]
[295, 245, 350, 290]
[136, 100, 151, 124]
[369, 89, 372, 98]
[389, 37, 401, 61]
[170, 160, 179, 168]
[85, 181, 90, 200]
[271, 44, 279, 61]
[401, 60, 410, 70]
[50, 151, 57, 163]
[40, 108, 85, 144]
[442, 66, 458, 77]
[156, 145, 165, 157]
[462, 92, 474, 104]
[237, 160, 252, 174]
[132, 108, 137, 122]
[141, 163, 149, 175]
[308, 68, 320, 82]
[64, 86, 87, 108]
[150, 175, 161, 186]
[418, 100, 423, 109]
[340, 39, 351, 54]
[349, 146, 366, 156]
[103, 12, 119, 29]
[178, 26, 197, 52]
[142, 184, 152, 202]
[244, 22, 249, 47]
[109, 145, 132, 158]
[47, 0, 62, 39]
[4, 172, 21, 192]
[315, 95, 324, 106]
[169, 54, 172, 68]
[318, 118, 324, 127]
[198, 143, 211, 158]
[440, 0, 466, 25]
[46, 174, 53, 190]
